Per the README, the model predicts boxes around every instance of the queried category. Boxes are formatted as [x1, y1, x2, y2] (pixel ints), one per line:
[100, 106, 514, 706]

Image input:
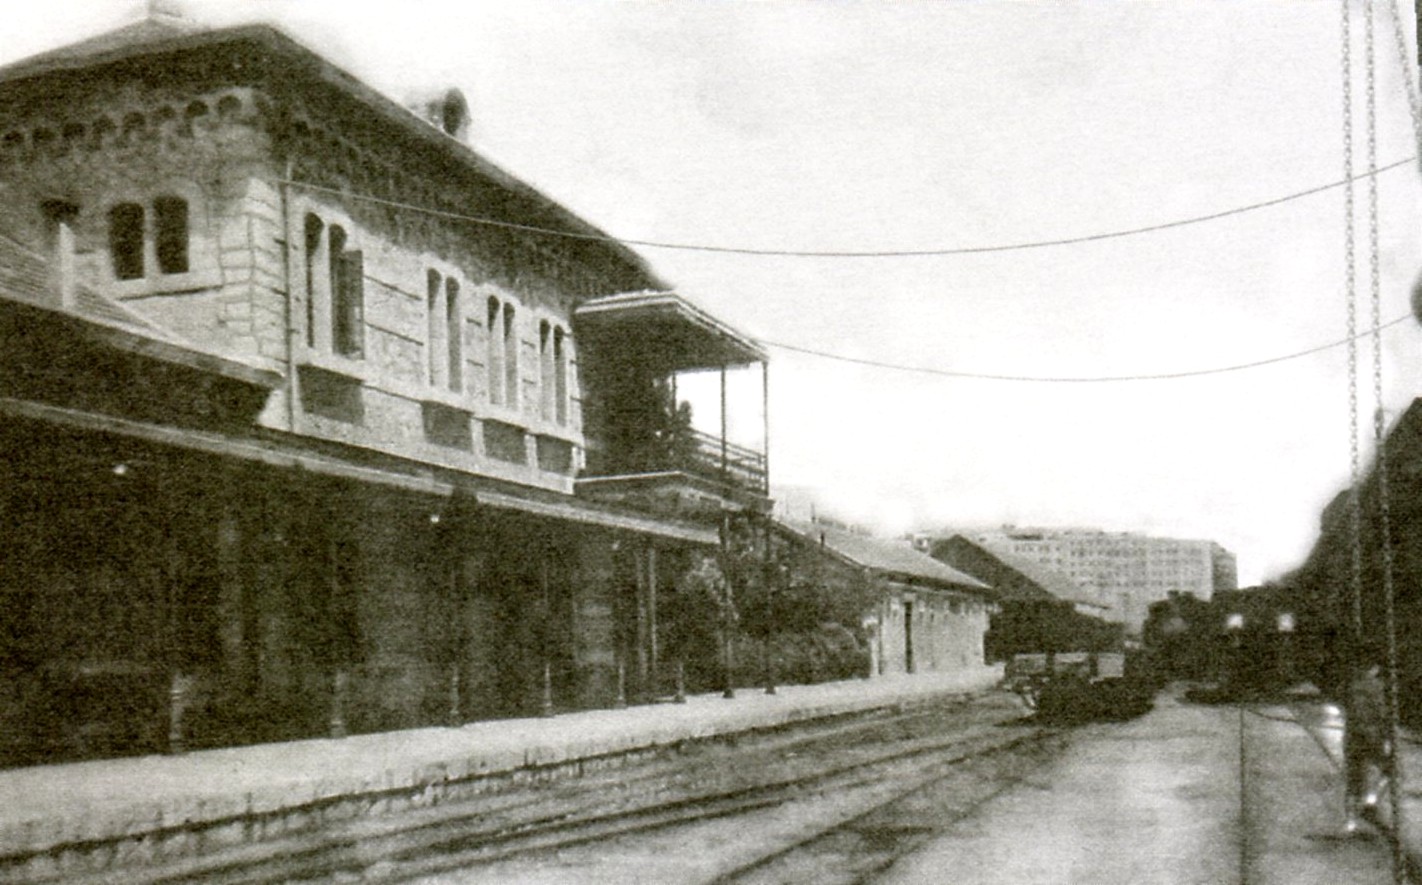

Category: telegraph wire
[762, 315, 1412, 382]
[280, 155, 1417, 258]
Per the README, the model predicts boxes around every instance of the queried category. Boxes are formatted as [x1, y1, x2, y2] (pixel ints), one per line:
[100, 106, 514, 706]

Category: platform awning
[573, 291, 766, 373]
[0, 396, 718, 546]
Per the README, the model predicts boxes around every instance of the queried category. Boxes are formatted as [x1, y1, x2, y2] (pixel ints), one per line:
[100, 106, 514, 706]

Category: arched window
[502, 303, 518, 409]
[328, 225, 363, 358]
[427, 269, 444, 386]
[153, 196, 189, 274]
[554, 326, 568, 426]
[108, 202, 145, 280]
[445, 278, 462, 392]
[486, 296, 503, 406]
[539, 320, 553, 421]
[304, 214, 324, 348]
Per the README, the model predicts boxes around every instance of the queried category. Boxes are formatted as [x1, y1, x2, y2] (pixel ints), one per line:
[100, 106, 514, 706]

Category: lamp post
[1224, 612, 1245, 695]
[1276, 611, 1296, 687]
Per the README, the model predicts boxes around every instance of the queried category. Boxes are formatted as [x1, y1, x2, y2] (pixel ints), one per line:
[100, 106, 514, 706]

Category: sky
[6, 0, 1422, 586]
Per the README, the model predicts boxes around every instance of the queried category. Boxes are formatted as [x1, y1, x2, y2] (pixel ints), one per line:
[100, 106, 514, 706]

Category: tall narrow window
[108, 202, 144, 280]
[502, 303, 518, 410]
[329, 226, 364, 358]
[538, 321, 553, 421]
[554, 326, 568, 426]
[445, 278, 462, 392]
[153, 196, 189, 274]
[334, 250, 364, 357]
[304, 214, 324, 348]
[427, 269, 443, 386]
[486, 296, 503, 406]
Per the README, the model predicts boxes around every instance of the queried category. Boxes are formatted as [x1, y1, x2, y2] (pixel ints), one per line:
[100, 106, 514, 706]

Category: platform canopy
[573, 291, 767, 374]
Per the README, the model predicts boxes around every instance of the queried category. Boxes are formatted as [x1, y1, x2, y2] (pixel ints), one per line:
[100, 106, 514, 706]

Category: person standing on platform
[1344, 658, 1390, 833]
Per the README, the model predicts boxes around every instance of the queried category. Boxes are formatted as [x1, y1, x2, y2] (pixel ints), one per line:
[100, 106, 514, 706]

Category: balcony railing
[683, 428, 767, 495]
[581, 426, 768, 499]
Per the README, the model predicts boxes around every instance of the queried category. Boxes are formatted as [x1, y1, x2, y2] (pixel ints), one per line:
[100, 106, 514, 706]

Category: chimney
[408, 88, 471, 141]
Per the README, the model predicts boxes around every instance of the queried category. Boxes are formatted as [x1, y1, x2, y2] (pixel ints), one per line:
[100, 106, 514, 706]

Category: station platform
[0, 667, 1002, 879]
[882, 686, 1405, 884]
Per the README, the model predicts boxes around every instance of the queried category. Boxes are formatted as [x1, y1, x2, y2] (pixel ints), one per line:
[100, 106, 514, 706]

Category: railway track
[68, 692, 1046, 884]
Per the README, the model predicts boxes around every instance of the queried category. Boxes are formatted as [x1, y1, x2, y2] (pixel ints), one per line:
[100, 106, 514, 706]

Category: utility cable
[762, 315, 1410, 383]
[278, 156, 1417, 258]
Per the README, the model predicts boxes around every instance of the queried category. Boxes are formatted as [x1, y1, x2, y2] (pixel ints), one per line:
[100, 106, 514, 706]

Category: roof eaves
[0, 22, 668, 293]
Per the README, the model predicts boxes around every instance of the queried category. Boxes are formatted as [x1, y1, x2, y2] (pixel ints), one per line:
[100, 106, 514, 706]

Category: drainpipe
[278, 157, 298, 433]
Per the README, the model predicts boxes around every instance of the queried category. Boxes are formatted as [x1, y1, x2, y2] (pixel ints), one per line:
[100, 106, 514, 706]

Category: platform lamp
[1224, 612, 1246, 694]
[1276, 611, 1296, 687]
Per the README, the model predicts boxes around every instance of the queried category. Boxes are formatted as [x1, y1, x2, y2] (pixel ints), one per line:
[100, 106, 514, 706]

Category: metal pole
[648, 546, 659, 699]
[761, 360, 770, 495]
[540, 556, 554, 717]
[720, 365, 729, 487]
[763, 516, 776, 695]
[721, 512, 735, 699]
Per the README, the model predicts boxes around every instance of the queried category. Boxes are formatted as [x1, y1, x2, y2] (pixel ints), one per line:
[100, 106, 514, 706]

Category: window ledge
[478, 402, 581, 444]
[297, 348, 367, 382]
[111, 267, 223, 299]
[416, 385, 473, 411]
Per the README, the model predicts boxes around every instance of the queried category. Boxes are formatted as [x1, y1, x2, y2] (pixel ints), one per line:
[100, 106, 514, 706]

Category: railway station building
[0, 12, 780, 767]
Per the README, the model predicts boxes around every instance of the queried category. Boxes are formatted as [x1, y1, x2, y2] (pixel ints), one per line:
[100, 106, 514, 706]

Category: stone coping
[0, 667, 1003, 857]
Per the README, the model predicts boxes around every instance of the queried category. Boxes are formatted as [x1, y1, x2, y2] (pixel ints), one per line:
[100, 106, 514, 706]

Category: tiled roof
[0, 234, 279, 388]
[0, 18, 200, 78]
[780, 519, 991, 593]
[0, 234, 184, 344]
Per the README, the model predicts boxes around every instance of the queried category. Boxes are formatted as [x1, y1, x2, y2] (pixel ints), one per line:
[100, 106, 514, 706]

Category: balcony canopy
[573, 291, 767, 374]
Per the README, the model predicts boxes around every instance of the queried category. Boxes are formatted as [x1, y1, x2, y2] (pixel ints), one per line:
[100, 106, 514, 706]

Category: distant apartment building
[960, 527, 1238, 634]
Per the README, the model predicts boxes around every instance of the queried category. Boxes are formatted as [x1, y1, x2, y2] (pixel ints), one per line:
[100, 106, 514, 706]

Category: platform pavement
[878, 688, 1397, 885]
[0, 666, 1002, 868]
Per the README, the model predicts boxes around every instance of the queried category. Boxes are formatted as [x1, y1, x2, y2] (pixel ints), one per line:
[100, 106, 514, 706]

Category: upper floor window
[328, 226, 364, 358]
[554, 325, 568, 426]
[445, 278, 463, 393]
[303, 213, 363, 358]
[486, 296, 504, 406]
[428, 269, 445, 386]
[153, 196, 189, 274]
[108, 203, 144, 280]
[539, 321, 553, 421]
[539, 321, 570, 426]
[304, 214, 324, 349]
[427, 270, 463, 393]
[484, 296, 520, 408]
[108, 196, 190, 281]
[502, 303, 518, 410]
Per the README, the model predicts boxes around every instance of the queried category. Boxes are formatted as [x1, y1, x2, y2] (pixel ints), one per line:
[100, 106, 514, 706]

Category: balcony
[574, 290, 769, 519]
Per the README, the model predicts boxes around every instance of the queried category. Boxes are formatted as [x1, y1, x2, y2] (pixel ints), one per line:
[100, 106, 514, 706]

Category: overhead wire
[280, 156, 1417, 258]
[281, 70, 1422, 386]
[763, 316, 1411, 383]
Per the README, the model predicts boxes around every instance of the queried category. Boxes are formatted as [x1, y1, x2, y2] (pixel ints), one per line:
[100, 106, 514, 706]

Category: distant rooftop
[780, 518, 991, 594]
